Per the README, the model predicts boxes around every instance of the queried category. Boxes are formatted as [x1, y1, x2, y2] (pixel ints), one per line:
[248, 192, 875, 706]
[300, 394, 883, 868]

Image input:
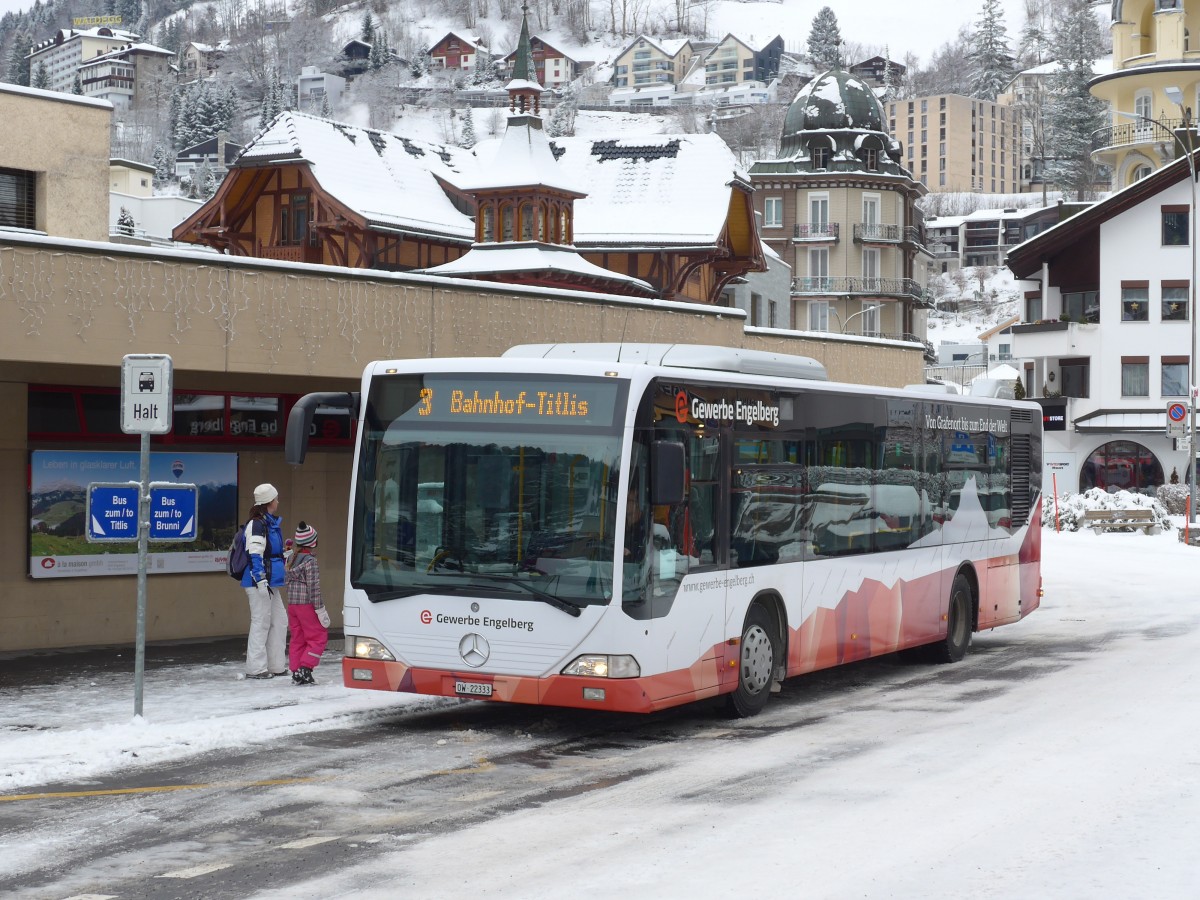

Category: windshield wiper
[465, 573, 583, 617]
[364, 582, 469, 602]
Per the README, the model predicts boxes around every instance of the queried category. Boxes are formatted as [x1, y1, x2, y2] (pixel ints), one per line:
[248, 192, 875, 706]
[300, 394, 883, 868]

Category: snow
[421, 242, 654, 293]
[3, 527, 1199, 896]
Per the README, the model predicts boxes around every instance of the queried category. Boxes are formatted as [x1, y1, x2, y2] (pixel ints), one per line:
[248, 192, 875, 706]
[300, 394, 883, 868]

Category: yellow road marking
[0, 776, 323, 803]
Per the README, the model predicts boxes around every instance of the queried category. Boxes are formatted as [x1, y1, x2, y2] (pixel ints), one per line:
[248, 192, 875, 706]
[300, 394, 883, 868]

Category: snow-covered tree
[1044, 0, 1106, 200]
[5, 34, 32, 87]
[880, 47, 895, 103]
[71, 71, 83, 95]
[1018, 0, 1055, 68]
[320, 92, 332, 118]
[361, 12, 375, 45]
[546, 81, 579, 138]
[32, 61, 49, 90]
[806, 6, 842, 70]
[460, 105, 476, 148]
[152, 143, 173, 186]
[117, 206, 136, 236]
[968, 0, 1016, 101]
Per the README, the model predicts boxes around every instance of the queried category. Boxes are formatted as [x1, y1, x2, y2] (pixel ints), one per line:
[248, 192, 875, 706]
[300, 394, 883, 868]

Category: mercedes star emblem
[458, 632, 490, 667]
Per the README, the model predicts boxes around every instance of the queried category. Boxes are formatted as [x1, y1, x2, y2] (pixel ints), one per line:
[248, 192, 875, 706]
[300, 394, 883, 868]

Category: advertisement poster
[30, 450, 238, 579]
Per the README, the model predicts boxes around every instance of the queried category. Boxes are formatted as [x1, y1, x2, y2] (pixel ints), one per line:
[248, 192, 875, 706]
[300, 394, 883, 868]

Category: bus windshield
[351, 374, 626, 609]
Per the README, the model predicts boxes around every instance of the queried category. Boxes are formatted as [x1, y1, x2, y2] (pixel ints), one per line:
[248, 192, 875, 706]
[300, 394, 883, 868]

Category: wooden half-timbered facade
[173, 111, 764, 304]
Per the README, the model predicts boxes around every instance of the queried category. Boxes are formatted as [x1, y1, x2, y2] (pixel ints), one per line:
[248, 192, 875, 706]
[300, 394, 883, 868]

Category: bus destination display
[402, 376, 619, 426]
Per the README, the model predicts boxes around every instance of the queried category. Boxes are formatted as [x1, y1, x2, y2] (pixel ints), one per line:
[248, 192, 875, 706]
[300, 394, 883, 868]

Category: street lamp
[1119, 94, 1198, 525]
[829, 302, 879, 336]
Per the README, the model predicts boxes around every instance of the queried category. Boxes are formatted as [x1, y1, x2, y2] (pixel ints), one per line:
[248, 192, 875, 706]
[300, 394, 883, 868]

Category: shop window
[1080, 441, 1163, 495]
[28, 387, 354, 447]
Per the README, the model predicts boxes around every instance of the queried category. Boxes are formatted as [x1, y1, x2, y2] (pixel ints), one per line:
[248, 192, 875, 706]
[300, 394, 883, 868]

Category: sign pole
[134, 431, 150, 718]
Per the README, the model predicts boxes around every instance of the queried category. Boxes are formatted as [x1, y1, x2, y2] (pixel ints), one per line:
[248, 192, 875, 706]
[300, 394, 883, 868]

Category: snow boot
[301, 666, 316, 685]
[291, 670, 304, 685]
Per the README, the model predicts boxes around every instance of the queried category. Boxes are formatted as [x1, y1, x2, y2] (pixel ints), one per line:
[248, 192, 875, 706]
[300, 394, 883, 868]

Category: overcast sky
[0, 0, 1040, 65]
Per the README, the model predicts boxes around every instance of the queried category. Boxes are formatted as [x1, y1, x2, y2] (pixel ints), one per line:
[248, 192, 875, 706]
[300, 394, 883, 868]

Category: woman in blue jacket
[241, 483, 288, 678]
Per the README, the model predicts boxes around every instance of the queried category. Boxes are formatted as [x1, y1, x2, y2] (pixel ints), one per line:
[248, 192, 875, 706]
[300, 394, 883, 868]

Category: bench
[1082, 508, 1158, 535]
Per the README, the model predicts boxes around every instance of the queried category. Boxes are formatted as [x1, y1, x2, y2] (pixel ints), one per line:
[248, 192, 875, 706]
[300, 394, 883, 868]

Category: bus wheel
[726, 604, 777, 718]
[931, 573, 973, 664]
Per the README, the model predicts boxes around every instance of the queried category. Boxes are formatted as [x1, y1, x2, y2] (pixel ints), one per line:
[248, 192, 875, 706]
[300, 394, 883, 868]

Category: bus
[285, 343, 1043, 717]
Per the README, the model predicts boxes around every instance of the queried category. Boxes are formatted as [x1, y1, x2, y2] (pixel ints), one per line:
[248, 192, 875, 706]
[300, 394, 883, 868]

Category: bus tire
[726, 604, 778, 718]
[930, 572, 973, 664]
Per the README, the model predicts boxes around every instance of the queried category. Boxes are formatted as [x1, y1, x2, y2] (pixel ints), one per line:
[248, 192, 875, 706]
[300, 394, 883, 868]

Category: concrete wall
[0, 234, 924, 651]
[0, 85, 111, 242]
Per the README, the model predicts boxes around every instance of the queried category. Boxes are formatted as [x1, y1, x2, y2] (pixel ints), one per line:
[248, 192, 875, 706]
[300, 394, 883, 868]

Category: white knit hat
[253, 483, 279, 505]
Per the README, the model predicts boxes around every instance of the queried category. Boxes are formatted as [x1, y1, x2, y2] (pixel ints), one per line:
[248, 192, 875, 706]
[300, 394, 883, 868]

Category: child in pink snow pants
[284, 521, 329, 685]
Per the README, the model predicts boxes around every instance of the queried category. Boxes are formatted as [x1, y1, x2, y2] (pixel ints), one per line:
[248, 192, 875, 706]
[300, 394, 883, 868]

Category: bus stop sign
[121, 354, 173, 434]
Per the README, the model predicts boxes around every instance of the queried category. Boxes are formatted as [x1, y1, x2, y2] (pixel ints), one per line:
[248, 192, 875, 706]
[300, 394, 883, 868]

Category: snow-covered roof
[0, 81, 112, 110]
[618, 35, 692, 61]
[429, 31, 485, 52]
[548, 134, 746, 247]
[236, 112, 475, 241]
[78, 42, 175, 68]
[460, 114, 578, 195]
[421, 243, 653, 293]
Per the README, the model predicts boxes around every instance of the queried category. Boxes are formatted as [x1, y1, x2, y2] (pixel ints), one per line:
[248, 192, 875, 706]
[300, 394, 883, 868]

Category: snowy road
[2, 529, 1199, 898]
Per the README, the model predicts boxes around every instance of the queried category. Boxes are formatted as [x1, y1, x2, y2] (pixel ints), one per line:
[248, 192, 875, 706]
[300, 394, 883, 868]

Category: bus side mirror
[286, 392, 359, 465]
[650, 441, 686, 505]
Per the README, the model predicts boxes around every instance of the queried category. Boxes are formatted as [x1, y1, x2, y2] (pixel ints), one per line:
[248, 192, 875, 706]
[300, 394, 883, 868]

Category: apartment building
[27, 26, 140, 92]
[887, 94, 1021, 193]
[612, 36, 693, 89]
[1005, 150, 1200, 494]
[702, 34, 783, 87]
[77, 42, 173, 110]
[1091, 0, 1200, 188]
[750, 68, 932, 357]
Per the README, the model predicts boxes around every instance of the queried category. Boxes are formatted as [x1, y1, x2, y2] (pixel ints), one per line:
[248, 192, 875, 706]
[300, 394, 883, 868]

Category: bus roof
[503, 343, 829, 382]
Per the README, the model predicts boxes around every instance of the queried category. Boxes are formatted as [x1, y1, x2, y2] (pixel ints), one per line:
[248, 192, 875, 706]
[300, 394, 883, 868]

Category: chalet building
[171, 109, 762, 303]
[428, 32, 486, 71]
[501, 36, 585, 88]
[339, 39, 372, 79]
[848, 56, 906, 89]
[176, 10, 762, 311]
[174, 133, 243, 183]
[749, 68, 932, 355]
[181, 41, 225, 79]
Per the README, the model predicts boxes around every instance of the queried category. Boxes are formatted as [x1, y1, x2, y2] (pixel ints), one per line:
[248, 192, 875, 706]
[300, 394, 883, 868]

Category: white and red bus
[286, 344, 1043, 717]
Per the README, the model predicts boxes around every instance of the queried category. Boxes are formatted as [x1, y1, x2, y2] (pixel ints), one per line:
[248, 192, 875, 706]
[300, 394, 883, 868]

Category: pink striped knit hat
[293, 521, 318, 547]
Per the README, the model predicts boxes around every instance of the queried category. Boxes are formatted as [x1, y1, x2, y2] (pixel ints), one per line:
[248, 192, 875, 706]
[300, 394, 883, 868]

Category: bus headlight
[561, 654, 640, 678]
[348, 636, 395, 661]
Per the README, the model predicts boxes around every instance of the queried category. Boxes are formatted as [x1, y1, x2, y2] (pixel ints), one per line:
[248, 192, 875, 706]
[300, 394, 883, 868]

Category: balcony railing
[793, 222, 839, 241]
[791, 276, 924, 300]
[258, 244, 306, 262]
[1091, 117, 1195, 153]
[853, 223, 902, 243]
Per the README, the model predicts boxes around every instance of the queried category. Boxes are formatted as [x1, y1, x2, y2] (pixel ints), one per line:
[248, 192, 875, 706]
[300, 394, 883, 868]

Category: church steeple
[506, 3, 543, 115]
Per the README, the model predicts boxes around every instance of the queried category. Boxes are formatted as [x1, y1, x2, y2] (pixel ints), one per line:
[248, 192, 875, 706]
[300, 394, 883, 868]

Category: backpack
[227, 522, 251, 580]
